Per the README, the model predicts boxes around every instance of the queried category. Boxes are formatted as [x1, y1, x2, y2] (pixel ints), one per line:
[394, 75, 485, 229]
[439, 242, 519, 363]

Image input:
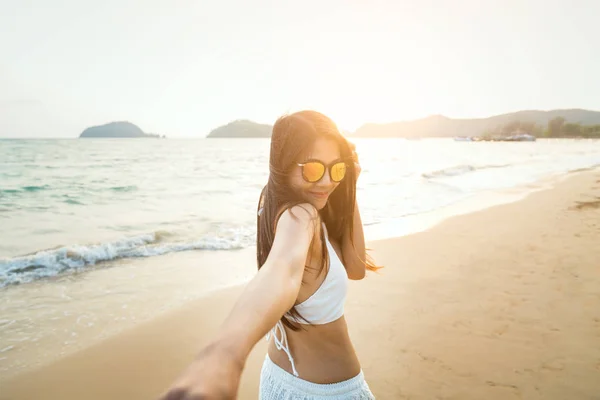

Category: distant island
[205, 109, 600, 139]
[352, 109, 600, 138]
[470, 116, 600, 141]
[207, 120, 272, 138]
[79, 122, 164, 138]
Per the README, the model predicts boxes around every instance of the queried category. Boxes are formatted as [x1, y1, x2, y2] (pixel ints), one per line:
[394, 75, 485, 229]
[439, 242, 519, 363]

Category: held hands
[159, 344, 243, 400]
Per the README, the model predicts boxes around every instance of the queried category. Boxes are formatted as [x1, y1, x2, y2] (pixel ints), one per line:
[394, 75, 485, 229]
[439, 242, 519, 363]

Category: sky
[1, 0, 600, 138]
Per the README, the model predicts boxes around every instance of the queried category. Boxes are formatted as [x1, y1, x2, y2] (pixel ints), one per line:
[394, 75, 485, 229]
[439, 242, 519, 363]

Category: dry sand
[2, 170, 599, 400]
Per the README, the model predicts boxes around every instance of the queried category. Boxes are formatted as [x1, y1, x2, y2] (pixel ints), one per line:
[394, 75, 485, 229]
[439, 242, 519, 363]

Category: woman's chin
[300, 192, 329, 210]
[310, 198, 328, 210]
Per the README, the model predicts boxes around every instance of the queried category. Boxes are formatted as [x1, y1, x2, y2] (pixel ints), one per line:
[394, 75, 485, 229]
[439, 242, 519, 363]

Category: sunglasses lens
[331, 162, 347, 182]
[302, 162, 325, 182]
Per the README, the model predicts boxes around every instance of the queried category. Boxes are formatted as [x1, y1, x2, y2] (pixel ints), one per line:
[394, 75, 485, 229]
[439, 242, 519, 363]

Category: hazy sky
[1, 0, 599, 137]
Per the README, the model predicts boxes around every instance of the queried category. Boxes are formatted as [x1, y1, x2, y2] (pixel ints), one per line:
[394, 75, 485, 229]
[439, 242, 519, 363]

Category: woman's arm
[159, 204, 317, 400]
[341, 201, 367, 280]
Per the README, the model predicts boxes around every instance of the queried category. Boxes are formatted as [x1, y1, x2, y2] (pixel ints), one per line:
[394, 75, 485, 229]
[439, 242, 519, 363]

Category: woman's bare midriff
[267, 315, 361, 384]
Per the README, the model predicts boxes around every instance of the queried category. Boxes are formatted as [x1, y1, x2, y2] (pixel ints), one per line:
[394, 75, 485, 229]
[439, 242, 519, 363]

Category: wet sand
[2, 170, 599, 399]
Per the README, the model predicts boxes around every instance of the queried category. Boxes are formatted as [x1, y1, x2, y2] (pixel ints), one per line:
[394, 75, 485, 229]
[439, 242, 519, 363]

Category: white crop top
[266, 223, 348, 377]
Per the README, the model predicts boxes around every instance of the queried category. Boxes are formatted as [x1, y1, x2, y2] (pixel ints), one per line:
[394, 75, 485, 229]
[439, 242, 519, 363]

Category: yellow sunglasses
[297, 160, 348, 183]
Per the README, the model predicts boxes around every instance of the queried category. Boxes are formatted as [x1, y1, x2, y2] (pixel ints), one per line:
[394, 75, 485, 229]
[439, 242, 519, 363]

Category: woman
[161, 110, 379, 399]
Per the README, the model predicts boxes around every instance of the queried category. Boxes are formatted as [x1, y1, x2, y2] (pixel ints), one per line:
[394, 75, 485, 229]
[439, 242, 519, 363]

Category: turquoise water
[1, 138, 600, 287]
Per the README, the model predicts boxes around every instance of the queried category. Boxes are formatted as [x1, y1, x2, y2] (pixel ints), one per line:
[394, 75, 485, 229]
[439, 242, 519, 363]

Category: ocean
[1, 137, 600, 378]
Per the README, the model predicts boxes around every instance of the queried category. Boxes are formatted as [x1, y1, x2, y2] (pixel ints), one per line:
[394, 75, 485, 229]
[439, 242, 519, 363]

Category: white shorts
[259, 355, 375, 400]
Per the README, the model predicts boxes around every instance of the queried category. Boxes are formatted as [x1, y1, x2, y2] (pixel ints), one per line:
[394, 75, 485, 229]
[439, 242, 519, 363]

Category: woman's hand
[159, 344, 243, 400]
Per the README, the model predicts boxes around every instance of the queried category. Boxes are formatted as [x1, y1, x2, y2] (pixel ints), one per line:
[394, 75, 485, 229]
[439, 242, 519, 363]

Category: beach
[1, 169, 599, 399]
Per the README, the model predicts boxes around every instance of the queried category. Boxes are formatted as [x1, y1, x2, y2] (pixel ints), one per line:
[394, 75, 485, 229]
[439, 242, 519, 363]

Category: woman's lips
[308, 191, 329, 199]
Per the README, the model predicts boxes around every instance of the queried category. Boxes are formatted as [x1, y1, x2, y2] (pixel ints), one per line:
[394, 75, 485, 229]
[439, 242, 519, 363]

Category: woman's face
[289, 137, 343, 210]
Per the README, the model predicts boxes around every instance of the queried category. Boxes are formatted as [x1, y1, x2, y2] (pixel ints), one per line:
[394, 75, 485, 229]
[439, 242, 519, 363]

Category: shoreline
[2, 168, 599, 399]
[366, 164, 599, 240]
[0, 247, 257, 381]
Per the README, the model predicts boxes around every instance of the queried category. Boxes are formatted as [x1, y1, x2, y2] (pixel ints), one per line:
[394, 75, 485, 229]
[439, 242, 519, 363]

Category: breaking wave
[0, 230, 252, 288]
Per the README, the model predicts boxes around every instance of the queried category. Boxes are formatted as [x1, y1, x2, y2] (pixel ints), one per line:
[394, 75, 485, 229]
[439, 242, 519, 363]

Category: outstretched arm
[160, 204, 317, 400]
[213, 204, 316, 361]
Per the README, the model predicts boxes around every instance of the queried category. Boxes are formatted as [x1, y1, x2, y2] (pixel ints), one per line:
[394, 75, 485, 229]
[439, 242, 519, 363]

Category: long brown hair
[257, 110, 378, 330]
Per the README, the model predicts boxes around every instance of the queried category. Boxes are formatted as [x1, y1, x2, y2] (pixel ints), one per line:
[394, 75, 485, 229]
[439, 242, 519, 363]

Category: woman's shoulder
[277, 203, 319, 231]
[287, 203, 318, 219]
[269, 204, 321, 262]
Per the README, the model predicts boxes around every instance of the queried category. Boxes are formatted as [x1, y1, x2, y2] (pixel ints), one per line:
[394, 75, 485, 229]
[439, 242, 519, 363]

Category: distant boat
[454, 133, 536, 142]
[503, 133, 536, 142]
